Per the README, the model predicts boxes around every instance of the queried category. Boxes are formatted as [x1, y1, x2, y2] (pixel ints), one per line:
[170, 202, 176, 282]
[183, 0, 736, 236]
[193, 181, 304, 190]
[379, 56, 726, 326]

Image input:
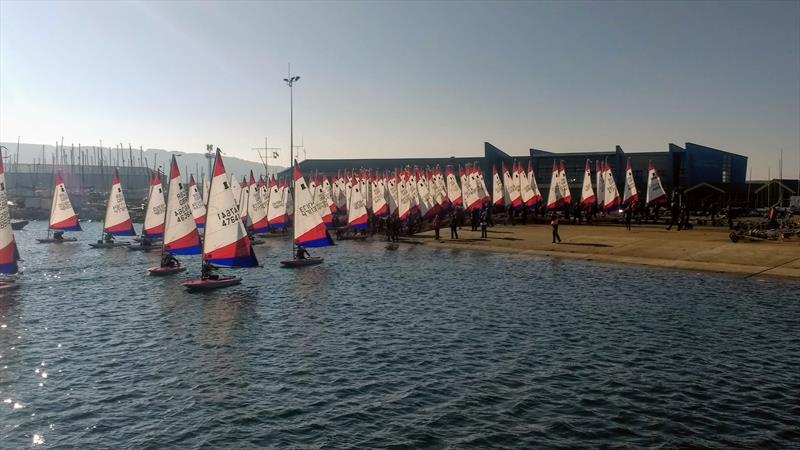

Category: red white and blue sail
[163, 156, 202, 255]
[622, 159, 639, 207]
[49, 172, 81, 231]
[596, 160, 606, 209]
[294, 163, 334, 247]
[604, 161, 621, 210]
[347, 180, 370, 229]
[527, 161, 543, 207]
[203, 150, 258, 267]
[103, 168, 136, 236]
[492, 165, 504, 207]
[266, 176, 287, 229]
[188, 175, 206, 229]
[313, 177, 333, 227]
[238, 177, 249, 222]
[0, 151, 19, 274]
[446, 166, 462, 207]
[547, 161, 563, 211]
[143, 173, 166, 238]
[580, 159, 596, 208]
[248, 173, 270, 233]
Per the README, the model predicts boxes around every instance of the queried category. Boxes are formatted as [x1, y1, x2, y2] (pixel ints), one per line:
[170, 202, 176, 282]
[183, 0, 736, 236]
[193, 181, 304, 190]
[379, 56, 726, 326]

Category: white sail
[557, 161, 572, 205]
[103, 169, 135, 236]
[266, 177, 288, 229]
[580, 159, 596, 207]
[492, 166, 504, 207]
[143, 173, 166, 237]
[397, 172, 411, 220]
[49, 172, 81, 230]
[293, 164, 333, 247]
[546, 161, 562, 210]
[188, 175, 206, 229]
[203, 150, 257, 267]
[163, 156, 201, 254]
[596, 161, 605, 209]
[622, 159, 639, 206]
[604, 161, 621, 210]
[230, 173, 242, 208]
[646, 161, 668, 205]
[0, 153, 19, 274]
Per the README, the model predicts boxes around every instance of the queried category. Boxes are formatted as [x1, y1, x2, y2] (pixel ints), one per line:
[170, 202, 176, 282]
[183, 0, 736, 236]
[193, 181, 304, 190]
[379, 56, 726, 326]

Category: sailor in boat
[53, 230, 65, 241]
[161, 253, 180, 268]
[100, 232, 115, 244]
[295, 245, 310, 260]
[142, 236, 153, 247]
[201, 261, 220, 280]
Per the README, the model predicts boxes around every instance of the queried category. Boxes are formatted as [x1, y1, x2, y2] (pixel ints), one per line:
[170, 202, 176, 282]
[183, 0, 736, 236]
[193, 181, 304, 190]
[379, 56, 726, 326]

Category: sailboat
[0, 149, 21, 291]
[188, 174, 206, 229]
[265, 176, 288, 232]
[603, 160, 621, 211]
[141, 172, 166, 240]
[622, 159, 639, 207]
[37, 171, 81, 243]
[90, 168, 135, 248]
[280, 162, 333, 268]
[182, 149, 258, 291]
[150, 156, 201, 275]
[492, 165, 504, 208]
[646, 161, 669, 205]
[580, 160, 596, 208]
[248, 173, 270, 234]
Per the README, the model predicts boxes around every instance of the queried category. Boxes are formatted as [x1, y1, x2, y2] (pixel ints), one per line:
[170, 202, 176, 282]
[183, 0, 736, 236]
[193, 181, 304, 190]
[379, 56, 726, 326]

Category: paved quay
[412, 223, 800, 279]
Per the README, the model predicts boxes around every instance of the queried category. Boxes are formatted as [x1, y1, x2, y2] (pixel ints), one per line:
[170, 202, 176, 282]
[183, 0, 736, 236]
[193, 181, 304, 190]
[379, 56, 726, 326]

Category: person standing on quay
[480, 209, 488, 238]
[450, 210, 459, 239]
[432, 213, 441, 240]
[624, 204, 633, 231]
[551, 213, 562, 244]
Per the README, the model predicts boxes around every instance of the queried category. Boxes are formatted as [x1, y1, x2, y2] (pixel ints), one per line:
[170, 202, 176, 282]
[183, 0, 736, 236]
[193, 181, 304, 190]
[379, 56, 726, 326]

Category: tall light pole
[283, 70, 300, 256]
[283, 73, 300, 173]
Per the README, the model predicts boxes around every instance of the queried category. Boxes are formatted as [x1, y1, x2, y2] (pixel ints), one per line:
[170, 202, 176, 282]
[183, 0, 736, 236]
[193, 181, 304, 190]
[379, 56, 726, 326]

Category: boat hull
[36, 238, 78, 244]
[88, 242, 132, 248]
[280, 257, 324, 268]
[148, 265, 187, 276]
[182, 276, 242, 292]
[0, 282, 20, 291]
[129, 245, 162, 252]
[11, 220, 28, 230]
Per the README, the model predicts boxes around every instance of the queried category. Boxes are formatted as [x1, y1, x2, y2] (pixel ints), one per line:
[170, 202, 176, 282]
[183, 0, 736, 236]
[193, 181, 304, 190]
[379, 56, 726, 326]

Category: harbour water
[2, 221, 799, 448]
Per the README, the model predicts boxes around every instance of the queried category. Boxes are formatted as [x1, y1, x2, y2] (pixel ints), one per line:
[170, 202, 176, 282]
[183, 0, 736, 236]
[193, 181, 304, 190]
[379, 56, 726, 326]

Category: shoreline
[408, 224, 800, 280]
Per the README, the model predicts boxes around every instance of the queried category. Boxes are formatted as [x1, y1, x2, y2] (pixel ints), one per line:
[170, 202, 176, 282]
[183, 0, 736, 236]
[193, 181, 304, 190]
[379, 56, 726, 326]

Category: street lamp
[283, 75, 300, 173]
[283, 72, 299, 257]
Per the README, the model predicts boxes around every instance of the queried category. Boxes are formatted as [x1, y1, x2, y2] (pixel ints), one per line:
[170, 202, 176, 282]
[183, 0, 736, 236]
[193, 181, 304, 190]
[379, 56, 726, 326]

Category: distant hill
[0, 142, 285, 180]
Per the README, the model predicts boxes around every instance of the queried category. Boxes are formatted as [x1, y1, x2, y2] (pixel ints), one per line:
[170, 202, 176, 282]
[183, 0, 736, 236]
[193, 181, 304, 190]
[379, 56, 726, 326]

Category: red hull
[148, 265, 187, 276]
[182, 276, 242, 291]
[280, 257, 324, 268]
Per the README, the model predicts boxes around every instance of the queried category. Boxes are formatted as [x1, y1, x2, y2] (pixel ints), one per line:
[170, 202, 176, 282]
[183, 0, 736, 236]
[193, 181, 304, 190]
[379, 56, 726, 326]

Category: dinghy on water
[37, 172, 81, 243]
[148, 156, 201, 275]
[0, 149, 21, 291]
[280, 162, 334, 268]
[182, 149, 258, 291]
[91, 168, 136, 249]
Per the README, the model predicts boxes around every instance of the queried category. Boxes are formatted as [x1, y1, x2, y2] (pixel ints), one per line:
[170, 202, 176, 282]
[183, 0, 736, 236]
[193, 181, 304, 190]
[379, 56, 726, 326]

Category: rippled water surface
[2, 221, 799, 448]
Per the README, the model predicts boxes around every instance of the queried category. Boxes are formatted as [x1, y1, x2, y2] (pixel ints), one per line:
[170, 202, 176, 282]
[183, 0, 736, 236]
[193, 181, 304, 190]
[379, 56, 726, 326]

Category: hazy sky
[1, 1, 798, 178]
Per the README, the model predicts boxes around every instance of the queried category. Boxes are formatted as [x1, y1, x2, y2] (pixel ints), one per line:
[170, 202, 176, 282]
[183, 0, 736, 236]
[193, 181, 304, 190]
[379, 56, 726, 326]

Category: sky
[1, 0, 798, 179]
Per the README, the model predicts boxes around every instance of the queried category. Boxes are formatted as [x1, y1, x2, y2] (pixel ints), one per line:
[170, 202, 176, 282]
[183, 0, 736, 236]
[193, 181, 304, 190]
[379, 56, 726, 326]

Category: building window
[722, 155, 731, 183]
